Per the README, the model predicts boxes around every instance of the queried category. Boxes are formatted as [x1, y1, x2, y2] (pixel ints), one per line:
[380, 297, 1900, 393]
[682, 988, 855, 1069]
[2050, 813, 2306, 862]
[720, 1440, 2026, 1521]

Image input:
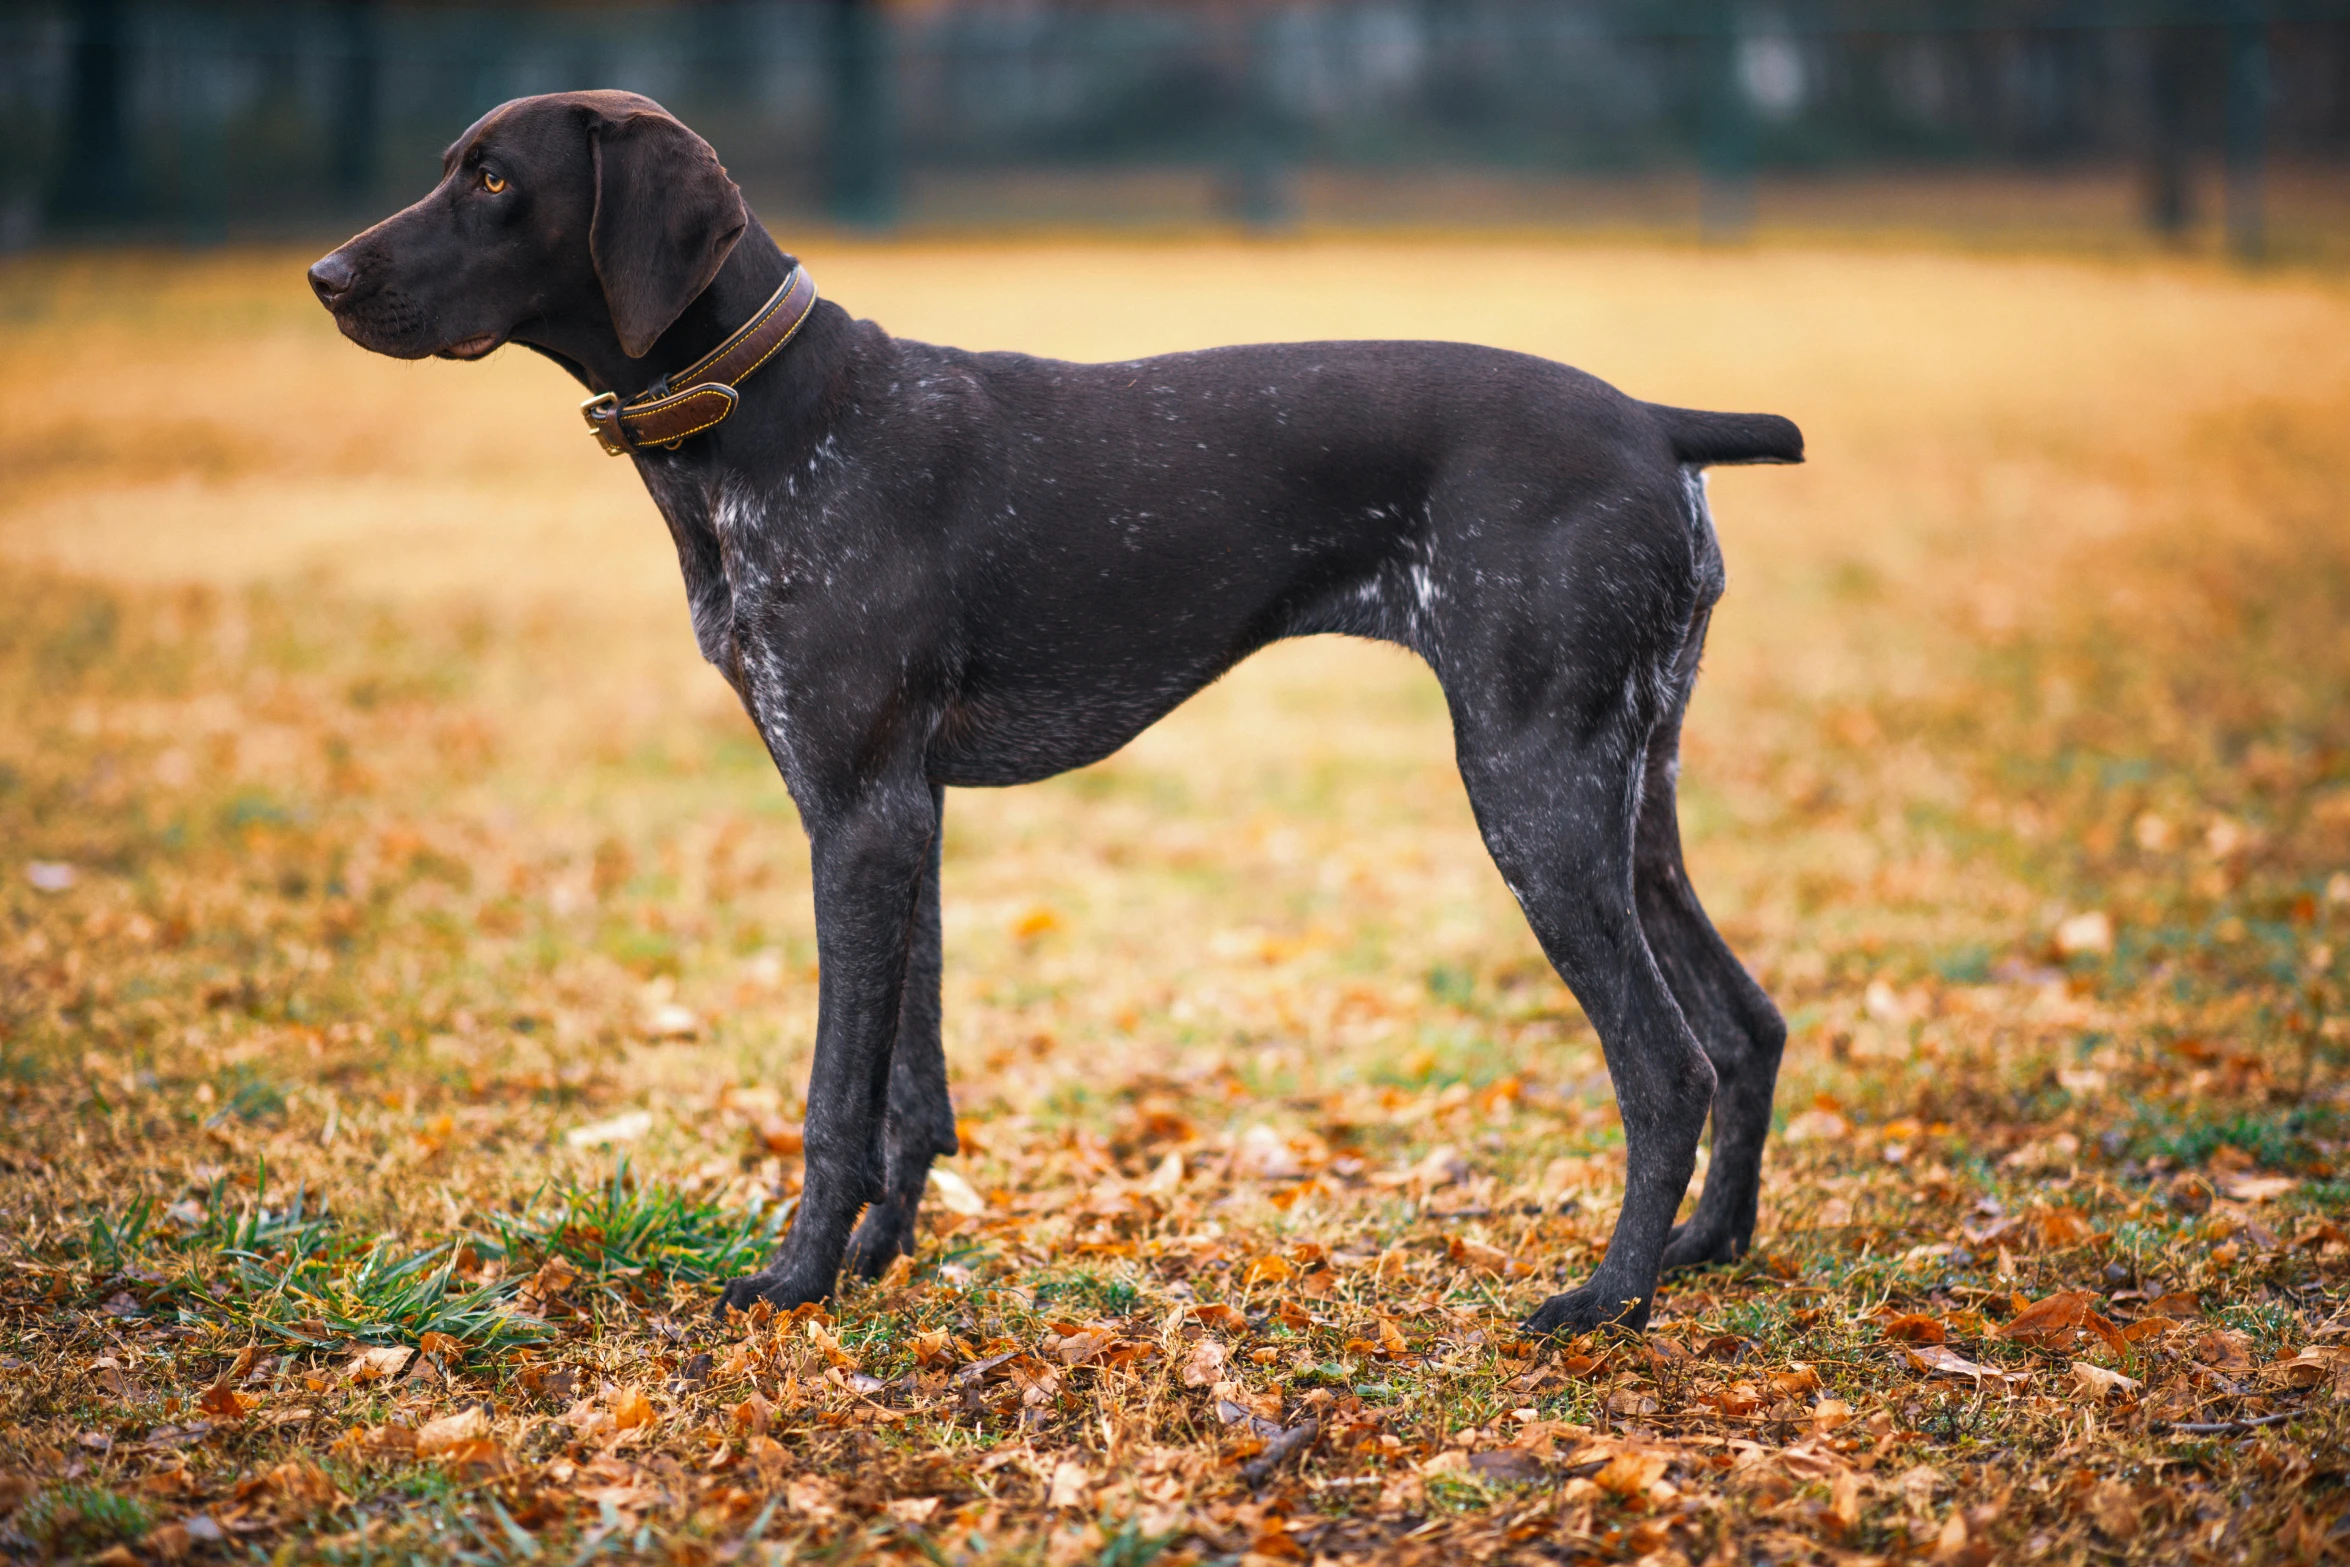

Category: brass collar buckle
[580, 390, 629, 456]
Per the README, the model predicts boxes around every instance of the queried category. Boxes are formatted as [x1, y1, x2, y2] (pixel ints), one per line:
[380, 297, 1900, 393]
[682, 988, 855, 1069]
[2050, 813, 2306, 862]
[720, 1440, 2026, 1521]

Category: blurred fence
[2, 0, 2346, 255]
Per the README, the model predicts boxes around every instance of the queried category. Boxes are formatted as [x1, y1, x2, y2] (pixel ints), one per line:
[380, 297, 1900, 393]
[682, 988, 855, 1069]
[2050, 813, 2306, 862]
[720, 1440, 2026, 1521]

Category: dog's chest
[640, 466, 833, 754]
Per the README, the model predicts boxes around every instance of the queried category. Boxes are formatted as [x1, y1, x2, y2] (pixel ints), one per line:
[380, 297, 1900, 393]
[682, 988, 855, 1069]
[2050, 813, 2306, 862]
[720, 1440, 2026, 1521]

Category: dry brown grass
[2, 239, 2348, 1565]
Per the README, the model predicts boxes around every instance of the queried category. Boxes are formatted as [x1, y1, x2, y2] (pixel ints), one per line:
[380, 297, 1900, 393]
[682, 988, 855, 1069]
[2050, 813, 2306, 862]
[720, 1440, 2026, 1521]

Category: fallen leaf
[2265, 1345, 2350, 1388]
[1999, 1290, 2096, 1348]
[257, 1459, 344, 1513]
[611, 1389, 657, 1429]
[565, 1110, 652, 1148]
[347, 1346, 413, 1384]
[1783, 1108, 1851, 1144]
[1047, 1459, 1091, 1509]
[784, 1476, 839, 1520]
[1468, 1448, 1546, 1484]
[195, 1382, 254, 1421]
[414, 1404, 488, 1457]
[1904, 1344, 2030, 1388]
[1881, 1312, 1947, 1344]
[2087, 1482, 2142, 1542]
[928, 1167, 987, 1216]
[640, 1002, 700, 1041]
[1828, 1468, 1863, 1535]
[2191, 1329, 2255, 1370]
[1709, 1382, 1764, 1416]
[2218, 1173, 2298, 1203]
[2054, 910, 2113, 957]
[2069, 1361, 2142, 1399]
[1770, 1364, 1822, 1396]
[886, 1496, 941, 1524]
[1446, 1236, 1510, 1274]
[1593, 1448, 1668, 1499]
[1180, 1339, 1228, 1387]
[1243, 1253, 1292, 1285]
[2032, 1208, 2094, 1248]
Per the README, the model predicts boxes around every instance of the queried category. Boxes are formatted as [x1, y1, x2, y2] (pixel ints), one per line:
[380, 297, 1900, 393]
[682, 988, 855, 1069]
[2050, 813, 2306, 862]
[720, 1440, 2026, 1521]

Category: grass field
[2, 238, 2348, 1565]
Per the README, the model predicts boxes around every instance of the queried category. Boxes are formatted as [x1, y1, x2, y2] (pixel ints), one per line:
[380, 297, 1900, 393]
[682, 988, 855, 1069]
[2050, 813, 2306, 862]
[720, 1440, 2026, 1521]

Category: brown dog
[312, 91, 1797, 1334]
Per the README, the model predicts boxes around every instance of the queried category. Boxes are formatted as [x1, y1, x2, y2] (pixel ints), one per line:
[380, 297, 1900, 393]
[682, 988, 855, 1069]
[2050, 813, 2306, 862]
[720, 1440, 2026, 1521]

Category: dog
[310, 90, 1798, 1336]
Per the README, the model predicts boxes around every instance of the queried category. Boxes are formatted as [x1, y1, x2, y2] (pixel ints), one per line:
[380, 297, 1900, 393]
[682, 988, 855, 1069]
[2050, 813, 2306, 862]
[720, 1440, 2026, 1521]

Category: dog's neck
[526, 221, 803, 400]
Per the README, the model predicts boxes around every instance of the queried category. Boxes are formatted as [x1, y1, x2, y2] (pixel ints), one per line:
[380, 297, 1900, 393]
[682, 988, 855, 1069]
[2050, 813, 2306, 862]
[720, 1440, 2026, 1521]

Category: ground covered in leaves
[2, 241, 2348, 1565]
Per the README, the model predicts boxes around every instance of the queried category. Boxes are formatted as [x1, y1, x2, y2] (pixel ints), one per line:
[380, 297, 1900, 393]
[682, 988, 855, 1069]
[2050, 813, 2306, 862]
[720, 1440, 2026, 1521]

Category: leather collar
[580, 264, 818, 456]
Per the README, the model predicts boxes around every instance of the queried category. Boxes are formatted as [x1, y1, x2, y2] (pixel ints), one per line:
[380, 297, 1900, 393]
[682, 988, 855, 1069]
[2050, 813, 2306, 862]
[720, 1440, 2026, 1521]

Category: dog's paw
[842, 1200, 916, 1280]
[1659, 1221, 1748, 1274]
[712, 1269, 829, 1320]
[1522, 1283, 1651, 1339]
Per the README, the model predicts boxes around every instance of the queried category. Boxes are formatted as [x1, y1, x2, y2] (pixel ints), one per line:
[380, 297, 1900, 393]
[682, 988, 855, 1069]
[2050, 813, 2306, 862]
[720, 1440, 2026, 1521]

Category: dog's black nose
[307, 252, 355, 306]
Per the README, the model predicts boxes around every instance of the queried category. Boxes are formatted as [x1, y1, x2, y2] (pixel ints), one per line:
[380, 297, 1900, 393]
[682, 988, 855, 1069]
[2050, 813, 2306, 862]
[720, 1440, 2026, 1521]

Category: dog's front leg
[844, 784, 959, 1279]
[718, 777, 939, 1314]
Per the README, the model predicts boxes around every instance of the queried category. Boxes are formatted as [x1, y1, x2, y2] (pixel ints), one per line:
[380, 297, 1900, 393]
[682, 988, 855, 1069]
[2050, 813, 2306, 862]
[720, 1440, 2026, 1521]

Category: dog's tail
[1644, 403, 1804, 467]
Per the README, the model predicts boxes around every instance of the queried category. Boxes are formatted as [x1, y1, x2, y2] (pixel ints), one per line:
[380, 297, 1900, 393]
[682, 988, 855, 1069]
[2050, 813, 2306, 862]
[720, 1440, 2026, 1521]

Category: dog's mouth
[436, 333, 505, 361]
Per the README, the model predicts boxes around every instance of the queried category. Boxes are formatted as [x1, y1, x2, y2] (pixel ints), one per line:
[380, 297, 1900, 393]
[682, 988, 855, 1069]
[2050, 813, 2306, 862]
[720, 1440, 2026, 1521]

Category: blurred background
[2, 0, 2347, 259]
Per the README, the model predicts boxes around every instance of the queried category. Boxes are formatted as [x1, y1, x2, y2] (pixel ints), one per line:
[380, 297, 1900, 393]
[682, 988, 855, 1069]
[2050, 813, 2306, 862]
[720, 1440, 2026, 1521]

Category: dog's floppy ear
[587, 104, 749, 359]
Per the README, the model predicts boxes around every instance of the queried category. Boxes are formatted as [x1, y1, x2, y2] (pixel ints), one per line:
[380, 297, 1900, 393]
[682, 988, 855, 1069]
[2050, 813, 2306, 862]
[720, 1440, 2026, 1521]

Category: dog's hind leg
[1637, 612, 1787, 1274]
[844, 784, 960, 1279]
[1453, 697, 1717, 1337]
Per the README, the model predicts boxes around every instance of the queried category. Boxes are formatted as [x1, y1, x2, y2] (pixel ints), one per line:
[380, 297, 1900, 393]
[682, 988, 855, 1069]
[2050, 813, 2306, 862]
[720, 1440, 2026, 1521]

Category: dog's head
[309, 90, 748, 365]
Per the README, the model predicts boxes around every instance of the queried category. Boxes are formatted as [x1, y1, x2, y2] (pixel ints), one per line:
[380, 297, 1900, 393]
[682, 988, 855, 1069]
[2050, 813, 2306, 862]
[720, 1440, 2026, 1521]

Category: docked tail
[1644, 403, 1804, 467]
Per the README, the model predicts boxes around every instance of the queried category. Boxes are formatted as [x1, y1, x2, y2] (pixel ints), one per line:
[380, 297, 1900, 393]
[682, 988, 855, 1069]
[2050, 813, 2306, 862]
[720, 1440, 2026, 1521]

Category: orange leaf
[611, 1389, 656, 1430]
[1447, 1236, 1510, 1274]
[1881, 1313, 1947, 1345]
[196, 1382, 254, 1422]
[1180, 1339, 1228, 1388]
[439, 1438, 510, 1478]
[417, 1332, 461, 1360]
[1710, 1382, 1764, 1416]
[415, 1405, 489, 1456]
[1828, 1468, 1863, 1535]
[1769, 1364, 1822, 1396]
[2032, 1208, 2093, 1249]
[1243, 1254, 1292, 1286]
[1999, 1290, 2096, 1348]
[1593, 1449, 1668, 1499]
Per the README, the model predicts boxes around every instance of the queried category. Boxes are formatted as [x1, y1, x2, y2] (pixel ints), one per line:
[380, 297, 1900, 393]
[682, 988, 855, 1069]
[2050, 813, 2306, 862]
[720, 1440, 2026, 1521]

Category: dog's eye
[480, 172, 507, 195]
